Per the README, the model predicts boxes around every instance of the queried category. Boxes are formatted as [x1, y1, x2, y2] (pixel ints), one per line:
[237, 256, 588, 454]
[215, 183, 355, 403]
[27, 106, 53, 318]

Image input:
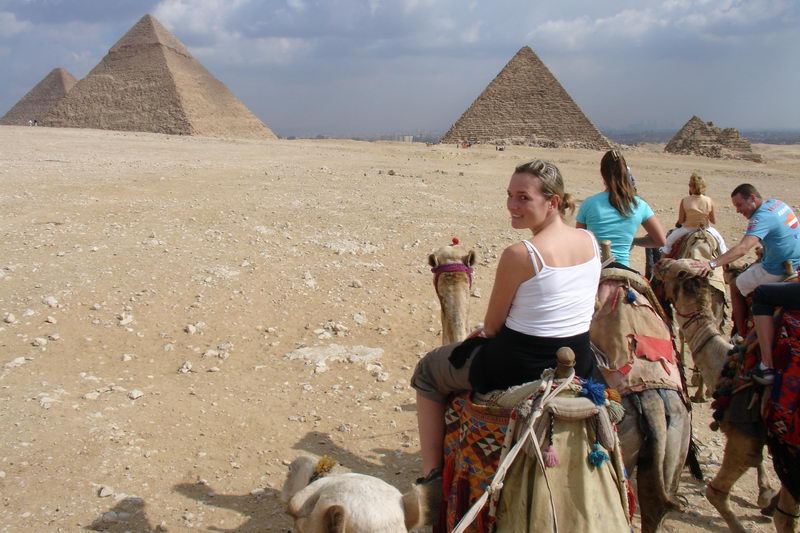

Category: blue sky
[1, 0, 798, 137]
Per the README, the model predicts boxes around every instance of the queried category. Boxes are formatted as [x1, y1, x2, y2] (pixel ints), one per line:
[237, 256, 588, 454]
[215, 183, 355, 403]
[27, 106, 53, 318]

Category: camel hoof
[758, 488, 779, 509]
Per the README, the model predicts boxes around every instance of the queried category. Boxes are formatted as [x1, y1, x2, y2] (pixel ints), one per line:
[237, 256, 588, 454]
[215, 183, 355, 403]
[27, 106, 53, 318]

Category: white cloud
[0, 11, 31, 37]
[367, 0, 381, 16]
[287, 0, 306, 12]
[154, 0, 251, 36]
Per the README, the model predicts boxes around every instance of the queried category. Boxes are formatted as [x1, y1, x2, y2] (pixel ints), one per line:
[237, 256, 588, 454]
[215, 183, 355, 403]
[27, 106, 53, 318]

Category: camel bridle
[431, 263, 474, 298]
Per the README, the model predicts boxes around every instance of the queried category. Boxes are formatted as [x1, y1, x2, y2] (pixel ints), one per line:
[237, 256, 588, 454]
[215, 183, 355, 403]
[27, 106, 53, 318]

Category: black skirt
[454, 325, 600, 394]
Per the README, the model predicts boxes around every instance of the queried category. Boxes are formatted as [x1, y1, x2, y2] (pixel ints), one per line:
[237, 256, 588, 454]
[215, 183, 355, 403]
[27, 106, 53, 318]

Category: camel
[660, 228, 727, 401]
[282, 454, 435, 532]
[428, 240, 476, 345]
[590, 243, 693, 533]
[653, 258, 795, 532]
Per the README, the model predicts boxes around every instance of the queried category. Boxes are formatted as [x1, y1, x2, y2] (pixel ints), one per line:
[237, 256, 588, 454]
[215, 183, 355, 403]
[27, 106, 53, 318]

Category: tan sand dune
[0, 126, 797, 531]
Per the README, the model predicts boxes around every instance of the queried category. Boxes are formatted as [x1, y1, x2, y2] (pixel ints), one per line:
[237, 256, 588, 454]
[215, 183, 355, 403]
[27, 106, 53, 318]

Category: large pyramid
[45, 14, 276, 139]
[666, 116, 762, 163]
[0, 68, 77, 125]
[441, 46, 610, 150]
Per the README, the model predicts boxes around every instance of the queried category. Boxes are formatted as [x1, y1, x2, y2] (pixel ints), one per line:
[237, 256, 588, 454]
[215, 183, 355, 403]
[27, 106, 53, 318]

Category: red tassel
[543, 445, 559, 468]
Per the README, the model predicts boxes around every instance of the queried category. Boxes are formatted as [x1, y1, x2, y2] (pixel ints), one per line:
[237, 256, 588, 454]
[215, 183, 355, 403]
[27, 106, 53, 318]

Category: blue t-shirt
[745, 198, 800, 275]
[576, 191, 654, 266]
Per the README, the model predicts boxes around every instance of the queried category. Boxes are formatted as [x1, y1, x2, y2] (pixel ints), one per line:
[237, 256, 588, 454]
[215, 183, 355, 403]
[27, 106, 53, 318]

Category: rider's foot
[415, 466, 442, 485]
[752, 366, 777, 386]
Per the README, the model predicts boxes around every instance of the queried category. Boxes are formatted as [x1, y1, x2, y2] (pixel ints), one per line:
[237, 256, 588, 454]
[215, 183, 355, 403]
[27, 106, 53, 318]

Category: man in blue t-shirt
[694, 183, 800, 337]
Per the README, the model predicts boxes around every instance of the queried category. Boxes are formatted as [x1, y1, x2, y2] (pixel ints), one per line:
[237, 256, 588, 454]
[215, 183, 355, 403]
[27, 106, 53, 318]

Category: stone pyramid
[666, 116, 761, 162]
[45, 14, 276, 139]
[441, 46, 610, 150]
[0, 68, 77, 125]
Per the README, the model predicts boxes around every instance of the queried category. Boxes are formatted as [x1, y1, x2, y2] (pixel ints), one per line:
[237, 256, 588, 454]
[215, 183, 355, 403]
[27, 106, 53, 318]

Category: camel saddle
[436, 373, 631, 533]
[591, 267, 684, 397]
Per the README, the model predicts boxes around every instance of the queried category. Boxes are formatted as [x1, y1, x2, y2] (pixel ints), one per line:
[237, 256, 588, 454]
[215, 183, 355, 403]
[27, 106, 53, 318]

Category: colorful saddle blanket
[437, 393, 509, 533]
[766, 309, 800, 448]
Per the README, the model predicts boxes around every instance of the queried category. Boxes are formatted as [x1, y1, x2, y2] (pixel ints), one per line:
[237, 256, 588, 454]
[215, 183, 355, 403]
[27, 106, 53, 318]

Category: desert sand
[1, 126, 798, 532]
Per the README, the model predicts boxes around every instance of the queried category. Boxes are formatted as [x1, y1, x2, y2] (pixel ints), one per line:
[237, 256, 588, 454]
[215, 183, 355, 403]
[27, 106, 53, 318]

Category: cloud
[0, 11, 31, 37]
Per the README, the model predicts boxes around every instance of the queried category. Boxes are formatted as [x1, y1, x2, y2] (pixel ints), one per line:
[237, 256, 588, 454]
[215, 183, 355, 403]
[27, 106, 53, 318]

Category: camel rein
[431, 263, 474, 297]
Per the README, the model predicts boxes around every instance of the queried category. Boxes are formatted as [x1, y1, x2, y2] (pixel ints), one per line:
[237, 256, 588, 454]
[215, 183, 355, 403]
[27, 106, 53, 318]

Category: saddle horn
[555, 347, 576, 379]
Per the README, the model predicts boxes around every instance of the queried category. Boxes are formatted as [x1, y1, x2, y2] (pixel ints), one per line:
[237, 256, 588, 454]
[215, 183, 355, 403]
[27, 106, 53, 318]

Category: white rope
[451, 370, 575, 533]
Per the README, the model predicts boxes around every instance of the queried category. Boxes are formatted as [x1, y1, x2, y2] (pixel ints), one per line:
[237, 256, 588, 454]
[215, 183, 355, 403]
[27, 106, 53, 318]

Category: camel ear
[323, 504, 347, 533]
[464, 250, 476, 267]
[428, 253, 438, 268]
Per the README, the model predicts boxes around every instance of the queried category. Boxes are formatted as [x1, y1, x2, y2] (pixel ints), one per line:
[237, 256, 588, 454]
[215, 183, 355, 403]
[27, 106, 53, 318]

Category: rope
[451, 369, 575, 533]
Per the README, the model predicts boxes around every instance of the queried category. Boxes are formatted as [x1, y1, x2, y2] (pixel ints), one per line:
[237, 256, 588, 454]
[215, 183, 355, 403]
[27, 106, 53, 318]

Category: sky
[0, 0, 798, 138]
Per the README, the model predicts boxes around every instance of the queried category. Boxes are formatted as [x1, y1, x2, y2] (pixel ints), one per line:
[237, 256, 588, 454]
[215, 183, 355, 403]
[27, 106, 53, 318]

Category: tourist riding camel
[576, 149, 666, 269]
[655, 258, 799, 533]
[411, 159, 603, 484]
[661, 172, 727, 256]
[692, 183, 800, 375]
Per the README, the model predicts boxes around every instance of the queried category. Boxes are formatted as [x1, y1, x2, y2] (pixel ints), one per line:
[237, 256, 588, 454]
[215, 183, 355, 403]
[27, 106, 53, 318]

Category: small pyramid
[45, 14, 276, 139]
[0, 68, 77, 125]
[666, 116, 761, 163]
[441, 46, 610, 149]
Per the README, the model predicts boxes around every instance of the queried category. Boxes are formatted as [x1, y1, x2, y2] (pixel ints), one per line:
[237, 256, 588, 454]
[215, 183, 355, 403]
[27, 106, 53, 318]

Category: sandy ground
[1, 126, 798, 532]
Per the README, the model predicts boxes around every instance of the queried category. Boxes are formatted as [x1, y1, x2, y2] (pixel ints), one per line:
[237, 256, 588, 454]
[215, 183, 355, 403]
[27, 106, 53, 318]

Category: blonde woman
[661, 173, 727, 255]
[411, 160, 602, 481]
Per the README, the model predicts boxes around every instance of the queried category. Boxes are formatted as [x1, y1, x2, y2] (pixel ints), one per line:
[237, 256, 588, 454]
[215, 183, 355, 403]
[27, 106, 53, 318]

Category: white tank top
[505, 231, 601, 337]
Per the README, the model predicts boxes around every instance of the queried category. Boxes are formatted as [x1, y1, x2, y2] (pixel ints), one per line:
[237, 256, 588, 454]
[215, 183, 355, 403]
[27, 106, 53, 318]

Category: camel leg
[630, 390, 690, 533]
[691, 374, 707, 403]
[706, 429, 764, 533]
[757, 458, 779, 509]
[774, 487, 800, 533]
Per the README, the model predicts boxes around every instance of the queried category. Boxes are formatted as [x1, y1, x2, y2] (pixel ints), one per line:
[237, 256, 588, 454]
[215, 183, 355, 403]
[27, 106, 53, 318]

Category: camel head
[428, 239, 477, 345]
[653, 258, 714, 310]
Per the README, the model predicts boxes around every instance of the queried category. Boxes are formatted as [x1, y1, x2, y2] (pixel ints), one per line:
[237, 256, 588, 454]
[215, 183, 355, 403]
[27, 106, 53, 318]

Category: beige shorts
[735, 262, 786, 296]
[410, 341, 480, 404]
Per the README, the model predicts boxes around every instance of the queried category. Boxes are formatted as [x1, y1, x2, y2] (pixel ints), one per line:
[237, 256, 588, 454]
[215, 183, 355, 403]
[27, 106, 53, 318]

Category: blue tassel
[588, 443, 610, 467]
[625, 288, 637, 303]
[581, 378, 607, 406]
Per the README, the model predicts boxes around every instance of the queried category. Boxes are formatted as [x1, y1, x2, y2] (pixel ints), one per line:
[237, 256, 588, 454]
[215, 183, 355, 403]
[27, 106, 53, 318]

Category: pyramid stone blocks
[665, 116, 761, 163]
[45, 14, 275, 140]
[441, 46, 610, 150]
[1, 68, 76, 125]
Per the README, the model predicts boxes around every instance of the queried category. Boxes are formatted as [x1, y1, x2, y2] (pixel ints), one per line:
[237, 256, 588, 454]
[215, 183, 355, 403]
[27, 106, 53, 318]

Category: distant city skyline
[1, 0, 798, 138]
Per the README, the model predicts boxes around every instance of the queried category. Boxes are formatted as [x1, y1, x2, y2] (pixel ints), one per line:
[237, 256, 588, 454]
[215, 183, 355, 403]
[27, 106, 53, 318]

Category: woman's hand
[467, 327, 486, 339]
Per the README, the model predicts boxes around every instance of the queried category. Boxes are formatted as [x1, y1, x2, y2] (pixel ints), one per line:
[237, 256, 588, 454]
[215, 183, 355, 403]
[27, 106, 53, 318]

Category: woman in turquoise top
[576, 150, 666, 267]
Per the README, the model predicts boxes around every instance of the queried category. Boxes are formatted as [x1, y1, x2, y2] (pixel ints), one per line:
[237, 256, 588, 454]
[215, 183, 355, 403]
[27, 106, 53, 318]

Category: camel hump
[555, 347, 576, 379]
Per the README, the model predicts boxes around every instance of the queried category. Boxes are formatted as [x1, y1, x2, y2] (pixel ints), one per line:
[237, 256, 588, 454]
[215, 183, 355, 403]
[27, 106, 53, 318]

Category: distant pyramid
[0, 68, 77, 125]
[45, 14, 276, 139]
[666, 116, 762, 163]
[441, 46, 610, 150]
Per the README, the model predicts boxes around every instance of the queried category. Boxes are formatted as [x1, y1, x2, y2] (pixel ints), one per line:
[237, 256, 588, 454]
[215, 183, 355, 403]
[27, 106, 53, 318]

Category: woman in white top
[410, 160, 602, 479]
[661, 172, 727, 255]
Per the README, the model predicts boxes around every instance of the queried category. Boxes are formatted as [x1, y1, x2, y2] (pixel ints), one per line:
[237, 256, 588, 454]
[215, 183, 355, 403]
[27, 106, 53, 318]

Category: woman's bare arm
[632, 215, 667, 248]
[482, 244, 531, 337]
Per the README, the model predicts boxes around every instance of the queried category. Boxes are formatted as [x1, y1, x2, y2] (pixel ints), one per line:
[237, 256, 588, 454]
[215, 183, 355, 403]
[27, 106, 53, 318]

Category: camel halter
[431, 263, 474, 298]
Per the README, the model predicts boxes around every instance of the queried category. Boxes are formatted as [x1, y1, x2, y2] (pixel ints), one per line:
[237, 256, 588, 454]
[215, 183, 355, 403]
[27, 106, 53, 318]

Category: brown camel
[664, 228, 727, 401]
[654, 258, 798, 533]
[591, 245, 693, 533]
[428, 241, 476, 345]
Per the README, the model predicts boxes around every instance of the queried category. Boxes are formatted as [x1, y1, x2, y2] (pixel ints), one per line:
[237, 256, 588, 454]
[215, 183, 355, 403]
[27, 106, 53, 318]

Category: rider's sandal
[751, 367, 777, 386]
